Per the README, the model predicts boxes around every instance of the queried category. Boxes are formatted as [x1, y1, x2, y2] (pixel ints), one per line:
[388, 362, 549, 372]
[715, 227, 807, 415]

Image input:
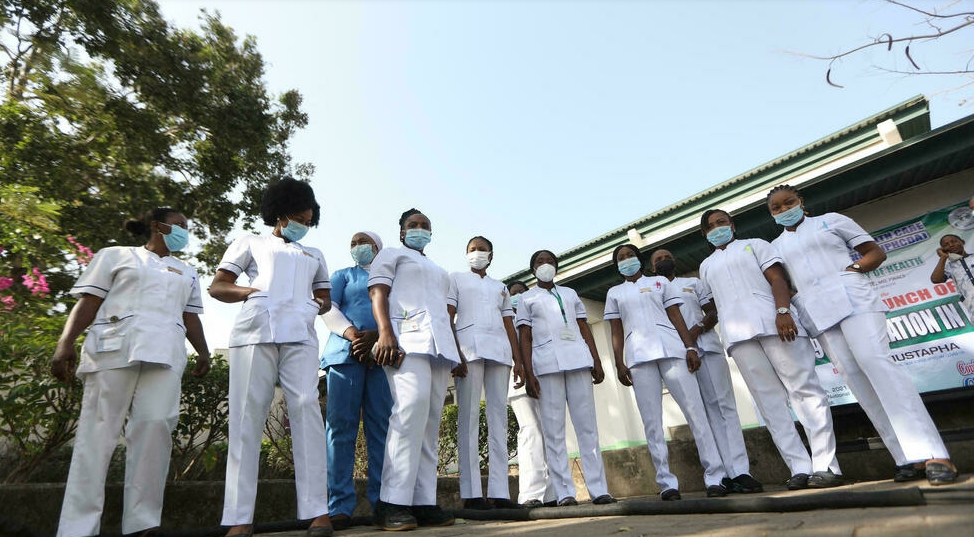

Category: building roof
[506, 96, 974, 301]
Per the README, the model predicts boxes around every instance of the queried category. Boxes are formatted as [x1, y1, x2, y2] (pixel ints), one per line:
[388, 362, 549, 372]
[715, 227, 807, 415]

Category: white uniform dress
[944, 254, 974, 321]
[671, 276, 751, 478]
[604, 275, 726, 492]
[773, 213, 950, 464]
[58, 246, 203, 537]
[368, 247, 461, 506]
[514, 285, 609, 502]
[218, 234, 331, 526]
[448, 271, 515, 501]
[699, 238, 840, 476]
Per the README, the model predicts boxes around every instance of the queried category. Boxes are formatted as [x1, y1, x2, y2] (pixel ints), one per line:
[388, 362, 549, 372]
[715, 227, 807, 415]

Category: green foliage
[437, 402, 518, 475]
[170, 355, 230, 481]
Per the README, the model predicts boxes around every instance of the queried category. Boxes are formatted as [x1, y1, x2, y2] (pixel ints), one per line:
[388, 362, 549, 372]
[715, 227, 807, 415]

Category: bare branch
[782, 17, 974, 62]
[886, 0, 974, 20]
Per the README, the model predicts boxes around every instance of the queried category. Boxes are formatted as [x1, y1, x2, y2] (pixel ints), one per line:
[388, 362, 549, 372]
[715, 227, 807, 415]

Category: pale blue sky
[155, 0, 973, 348]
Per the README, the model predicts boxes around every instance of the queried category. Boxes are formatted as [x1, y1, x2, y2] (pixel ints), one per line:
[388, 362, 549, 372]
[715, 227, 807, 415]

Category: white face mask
[535, 263, 556, 283]
[467, 251, 491, 270]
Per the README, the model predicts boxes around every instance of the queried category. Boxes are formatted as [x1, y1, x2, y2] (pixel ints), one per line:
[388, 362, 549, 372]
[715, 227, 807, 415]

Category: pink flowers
[0, 277, 12, 291]
[21, 267, 50, 296]
[67, 236, 94, 265]
[1, 295, 14, 311]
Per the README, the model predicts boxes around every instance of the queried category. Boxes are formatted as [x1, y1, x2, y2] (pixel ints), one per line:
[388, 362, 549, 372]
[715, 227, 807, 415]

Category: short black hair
[767, 184, 801, 204]
[529, 249, 558, 273]
[612, 244, 644, 269]
[467, 236, 493, 251]
[124, 207, 180, 237]
[399, 208, 424, 230]
[260, 178, 320, 227]
[700, 209, 732, 234]
[508, 280, 528, 294]
[941, 234, 964, 246]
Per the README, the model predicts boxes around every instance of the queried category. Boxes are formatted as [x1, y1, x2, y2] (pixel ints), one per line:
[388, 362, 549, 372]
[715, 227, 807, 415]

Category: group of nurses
[767, 184, 957, 485]
[54, 208, 211, 537]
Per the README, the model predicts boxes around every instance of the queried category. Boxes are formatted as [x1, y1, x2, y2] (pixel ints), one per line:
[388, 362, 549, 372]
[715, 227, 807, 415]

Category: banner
[812, 201, 974, 406]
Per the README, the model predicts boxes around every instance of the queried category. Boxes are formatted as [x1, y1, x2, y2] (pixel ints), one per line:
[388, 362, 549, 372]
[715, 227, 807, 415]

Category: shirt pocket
[84, 314, 135, 356]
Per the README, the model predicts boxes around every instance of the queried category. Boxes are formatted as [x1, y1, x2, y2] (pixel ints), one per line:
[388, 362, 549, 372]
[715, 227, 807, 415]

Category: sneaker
[488, 497, 522, 509]
[411, 505, 455, 527]
[721, 476, 737, 493]
[592, 494, 617, 505]
[732, 473, 764, 493]
[522, 499, 544, 509]
[462, 497, 493, 510]
[806, 470, 843, 489]
[373, 501, 417, 531]
[556, 496, 578, 507]
[925, 461, 958, 486]
[893, 464, 925, 482]
[706, 485, 728, 498]
[786, 473, 809, 490]
[660, 488, 682, 501]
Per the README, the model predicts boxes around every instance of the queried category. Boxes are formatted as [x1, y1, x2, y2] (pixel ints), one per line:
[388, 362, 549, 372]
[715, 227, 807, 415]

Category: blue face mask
[706, 226, 734, 247]
[351, 244, 376, 265]
[281, 219, 309, 242]
[511, 295, 519, 309]
[773, 205, 805, 227]
[403, 229, 431, 250]
[160, 223, 190, 252]
[617, 257, 642, 277]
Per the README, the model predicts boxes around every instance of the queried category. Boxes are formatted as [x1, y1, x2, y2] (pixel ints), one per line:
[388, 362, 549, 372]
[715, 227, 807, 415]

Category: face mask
[511, 295, 519, 309]
[948, 253, 964, 262]
[535, 263, 556, 283]
[467, 251, 491, 270]
[160, 223, 189, 252]
[774, 205, 805, 227]
[617, 257, 642, 277]
[351, 244, 375, 265]
[706, 226, 733, 247]
[281, 219, 309, 242]
[404, 229, 432, 250]
[654, 258, 676, 277]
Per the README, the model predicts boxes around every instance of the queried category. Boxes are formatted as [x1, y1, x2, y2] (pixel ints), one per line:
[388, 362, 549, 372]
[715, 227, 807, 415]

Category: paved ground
[256, 474, 974, 537]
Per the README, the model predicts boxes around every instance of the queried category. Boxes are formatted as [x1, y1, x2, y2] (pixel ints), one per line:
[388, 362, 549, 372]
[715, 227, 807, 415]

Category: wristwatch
[850, 263, 863, 272]
[776, 307, 790, 315]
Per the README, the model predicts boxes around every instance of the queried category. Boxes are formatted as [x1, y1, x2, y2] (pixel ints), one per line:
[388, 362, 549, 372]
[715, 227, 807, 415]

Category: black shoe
[732, 473, 764, 493]
[706, 485, 728, 498]
[488, 497, 522, 509]
[786, 473, 809, 490]
[806, 470, 843, 489]
[522, 499, 544, 509]
[329, 513, 352, 531]
[543, 500, 558, 507]
[411, 505, 455, 527]
[660, 488, 681, 501]
[592, 494, 617, 505]
[925, 462, 958, 485]
[721, 476, 737, 493]
[894, 463, 925, 482]
[556, 496, 578, 507]
[462, 497, 493, 510]
[373, 501, 418, 531]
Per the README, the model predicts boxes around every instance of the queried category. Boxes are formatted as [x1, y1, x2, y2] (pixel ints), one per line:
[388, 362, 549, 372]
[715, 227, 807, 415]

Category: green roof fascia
[505, 96, 931, 286]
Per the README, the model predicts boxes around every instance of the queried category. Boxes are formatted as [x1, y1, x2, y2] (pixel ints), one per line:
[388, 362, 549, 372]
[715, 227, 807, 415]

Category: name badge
[639, 287, 653, 293]
[97, 335, 124, 352]
[400, 319, 420, 333]
[167, 266, 183, 275]
[559, 326, 576, 341]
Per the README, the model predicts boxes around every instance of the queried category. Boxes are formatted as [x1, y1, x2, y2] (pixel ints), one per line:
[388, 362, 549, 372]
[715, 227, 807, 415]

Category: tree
[791, 0, 974, 98]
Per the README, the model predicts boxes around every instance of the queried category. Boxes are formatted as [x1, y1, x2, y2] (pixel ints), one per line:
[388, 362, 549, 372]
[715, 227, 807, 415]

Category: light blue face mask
[160, 222, 190, 252]
[774, 205, 805, 227]
[617, 257, 642, 277]
[351, 244, 376, 265]
[511, 295, 519, 309]
[404, 229, 432, 250]
[706, 226, 734, 247]
[281, 219, 309, 242]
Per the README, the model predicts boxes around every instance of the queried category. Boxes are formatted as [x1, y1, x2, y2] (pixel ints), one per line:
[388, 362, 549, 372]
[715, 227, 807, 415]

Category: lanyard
[547, 287, 568, 324]
[959, 257, 974, 301]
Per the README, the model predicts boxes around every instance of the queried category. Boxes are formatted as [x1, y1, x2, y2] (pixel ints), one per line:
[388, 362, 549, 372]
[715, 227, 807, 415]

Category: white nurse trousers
[730, 336, 840, 476]
[630, 359, 727, 491]
[537, 369, 609, 501]
[509, 393, 555, 504]
[456, 359, 512, 500]
[58, 363, 181, 537]
[380, 353, 452, 506]
[816, 312, 949, 464]
[695, 351, 751, 478]
[222, 343, 329, 525]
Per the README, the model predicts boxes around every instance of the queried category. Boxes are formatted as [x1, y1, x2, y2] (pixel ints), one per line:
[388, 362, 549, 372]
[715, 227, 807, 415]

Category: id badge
[400, 318, 420, 333]
[97, 334, 124, 352]
[559, 326, 576, 341]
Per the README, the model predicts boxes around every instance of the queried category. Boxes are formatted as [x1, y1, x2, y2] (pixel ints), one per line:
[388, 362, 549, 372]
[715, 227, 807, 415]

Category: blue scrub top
[320, 265, 378, 368]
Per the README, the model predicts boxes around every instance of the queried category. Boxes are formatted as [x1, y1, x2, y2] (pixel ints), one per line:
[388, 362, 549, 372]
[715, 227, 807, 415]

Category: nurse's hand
[192, 354, 211, 377]
[451, 361, 467, 378]
[512, 362, 525, 389]
[615, 363, 633, 387]
[686, 349, 701, 373]
[775, 311, 798, 342]
[374, 332, 404, 367]
[51, 341, 78, 382]
[525, 373, 541, 399]
[351, 330, 379, 362]
[591, 361, 605, 385]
